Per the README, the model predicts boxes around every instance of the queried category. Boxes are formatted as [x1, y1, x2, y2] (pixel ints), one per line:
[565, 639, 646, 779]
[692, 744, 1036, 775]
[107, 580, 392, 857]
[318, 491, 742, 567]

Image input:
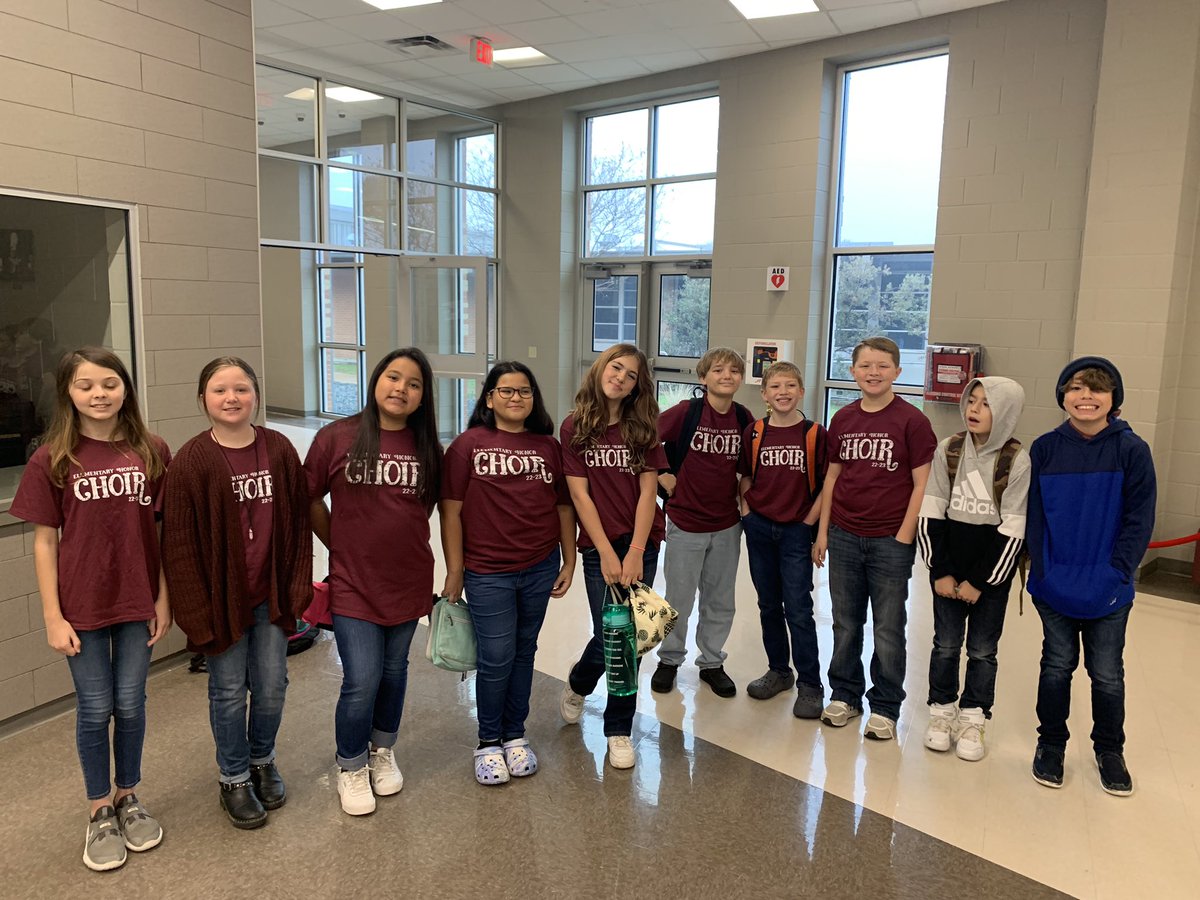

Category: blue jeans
[206, 601, 289, 783]
[827, 523, 916, 720]
[67, 621, 153, 800]
[568, 535, 660, 737]
[928, 579, 1010, 716]
[1034, 598, 1130, 754]
[466, 548, 560, 743]
[742, 512, 822, 689]
[332, 614, 418, 770]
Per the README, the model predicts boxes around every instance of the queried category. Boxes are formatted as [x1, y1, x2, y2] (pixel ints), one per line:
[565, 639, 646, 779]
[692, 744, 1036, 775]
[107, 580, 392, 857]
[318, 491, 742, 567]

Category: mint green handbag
[425, 596, 478, 673]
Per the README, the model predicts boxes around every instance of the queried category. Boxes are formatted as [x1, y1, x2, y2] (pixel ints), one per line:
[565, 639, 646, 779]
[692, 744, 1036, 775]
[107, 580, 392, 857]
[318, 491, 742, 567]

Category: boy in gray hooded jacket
[917, 377, 1030, 761]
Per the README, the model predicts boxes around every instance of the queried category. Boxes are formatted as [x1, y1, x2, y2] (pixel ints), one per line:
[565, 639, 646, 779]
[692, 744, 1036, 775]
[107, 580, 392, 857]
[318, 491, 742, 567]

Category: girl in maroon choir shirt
[10, 347, 170, 871]
[556, 343, 667, 771]
[306, 348, 443, 815]
[441, 361, 576, 785]
[162, 358, 311, 831]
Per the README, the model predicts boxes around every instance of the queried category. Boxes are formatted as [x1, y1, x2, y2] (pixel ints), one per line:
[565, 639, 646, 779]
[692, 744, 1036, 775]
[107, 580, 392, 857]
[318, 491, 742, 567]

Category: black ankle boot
[220, 780, 267, 829]
[250, 762, 287, 810]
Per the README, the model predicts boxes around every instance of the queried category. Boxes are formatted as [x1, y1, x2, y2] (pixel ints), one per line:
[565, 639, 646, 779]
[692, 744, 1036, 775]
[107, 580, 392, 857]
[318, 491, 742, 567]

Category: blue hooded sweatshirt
[1025, 418, 1156, 619]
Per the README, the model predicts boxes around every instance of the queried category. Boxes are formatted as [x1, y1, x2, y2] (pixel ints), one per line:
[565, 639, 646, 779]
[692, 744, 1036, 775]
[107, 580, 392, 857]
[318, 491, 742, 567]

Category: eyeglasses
[491, 386, 533, 400]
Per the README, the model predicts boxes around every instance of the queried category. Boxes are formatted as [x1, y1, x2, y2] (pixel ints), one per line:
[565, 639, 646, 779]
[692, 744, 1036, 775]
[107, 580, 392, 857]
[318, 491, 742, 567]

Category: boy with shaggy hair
[653, 346, 753, 697]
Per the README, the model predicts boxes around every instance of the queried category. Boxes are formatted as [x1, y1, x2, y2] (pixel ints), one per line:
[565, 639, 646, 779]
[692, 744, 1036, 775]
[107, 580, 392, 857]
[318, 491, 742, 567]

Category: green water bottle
[602, 601, 638, 697]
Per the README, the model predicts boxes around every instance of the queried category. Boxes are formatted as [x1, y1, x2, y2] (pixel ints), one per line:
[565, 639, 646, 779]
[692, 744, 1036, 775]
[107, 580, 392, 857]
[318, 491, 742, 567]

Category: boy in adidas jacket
[1027, 357, 1155, 796]
[918, 376, 1030, 762]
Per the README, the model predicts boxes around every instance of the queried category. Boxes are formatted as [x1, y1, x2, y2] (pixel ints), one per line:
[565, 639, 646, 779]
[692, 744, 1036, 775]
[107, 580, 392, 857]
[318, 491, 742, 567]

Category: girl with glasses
[441, 361, 576, 785]
[557, 343, 666, 770]
[305, 348, 443, 815]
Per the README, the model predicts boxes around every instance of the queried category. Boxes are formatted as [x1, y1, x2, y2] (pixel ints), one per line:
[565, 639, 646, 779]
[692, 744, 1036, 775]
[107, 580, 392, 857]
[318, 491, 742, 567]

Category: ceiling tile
[747, 11, 840, 41]
[697, 42, 770, 62]
[265, 20, 363, 48]
[454, 0, 559, 24]
[503, 16, 592, 44]
[829, 0, 921, 33]
[569, 6, 665, 36]
[675, 19, 764, 49]
[511, 62, 591, 84]
[491, 84, 556, 102]
[366, 58, 447, 79]
[915, 0, 1003, 14]
[571, 57, 652, 79]
[635, 48, 709, 72]
[251, 0, 310, 28]
[275, 0, 373, 19]
[322, 13, 422, 41]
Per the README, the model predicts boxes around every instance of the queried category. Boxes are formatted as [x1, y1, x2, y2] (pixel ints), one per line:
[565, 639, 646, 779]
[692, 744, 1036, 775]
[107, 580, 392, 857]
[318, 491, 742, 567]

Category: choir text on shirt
[71, 467, 152, 505]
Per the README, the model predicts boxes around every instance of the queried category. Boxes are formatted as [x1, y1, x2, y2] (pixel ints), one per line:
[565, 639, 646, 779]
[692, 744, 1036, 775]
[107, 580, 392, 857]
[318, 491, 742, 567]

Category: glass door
[398, 256, 490, 442]
[648, 263, 711, 409]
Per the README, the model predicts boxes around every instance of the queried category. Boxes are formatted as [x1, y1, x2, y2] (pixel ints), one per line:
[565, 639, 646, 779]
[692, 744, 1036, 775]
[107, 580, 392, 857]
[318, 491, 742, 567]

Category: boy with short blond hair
[1028, 357, 1155, 795]
[652, 347, 752, 697]
[814, 337, 937, 740]
[738, 362, 828, 717]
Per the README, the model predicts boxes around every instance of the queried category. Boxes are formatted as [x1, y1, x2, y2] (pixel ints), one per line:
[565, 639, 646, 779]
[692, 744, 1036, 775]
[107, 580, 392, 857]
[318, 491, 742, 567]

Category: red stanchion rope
[1147, 532, 1200, 549]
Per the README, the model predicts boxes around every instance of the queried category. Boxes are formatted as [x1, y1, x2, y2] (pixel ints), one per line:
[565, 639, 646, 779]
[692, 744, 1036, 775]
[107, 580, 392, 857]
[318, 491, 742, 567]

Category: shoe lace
[611, 736, 632, 751]
[565, 692, 584, 710]
[929, 715, 953, 734]
[371, 747, 396, 768]
[346, 767, 371, 795]
[959, 722, 984, 743]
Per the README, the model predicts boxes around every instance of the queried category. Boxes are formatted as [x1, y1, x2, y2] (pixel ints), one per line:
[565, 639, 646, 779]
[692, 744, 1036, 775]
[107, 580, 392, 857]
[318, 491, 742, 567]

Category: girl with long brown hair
[10, 347, 170, 871]
[557, 343, 666, 770]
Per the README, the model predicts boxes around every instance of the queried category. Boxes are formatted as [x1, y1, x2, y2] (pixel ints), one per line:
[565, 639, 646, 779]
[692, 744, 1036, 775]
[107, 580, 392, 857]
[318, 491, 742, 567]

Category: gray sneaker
[83, 806, 127, 872]
[792, 683, 824, 719]
[747, 669, 795, 700]
[116, 793, 163, 852]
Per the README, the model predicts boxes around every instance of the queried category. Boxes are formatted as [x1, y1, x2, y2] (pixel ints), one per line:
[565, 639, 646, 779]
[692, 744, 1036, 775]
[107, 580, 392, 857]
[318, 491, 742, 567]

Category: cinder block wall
[0, 0, 260, 722]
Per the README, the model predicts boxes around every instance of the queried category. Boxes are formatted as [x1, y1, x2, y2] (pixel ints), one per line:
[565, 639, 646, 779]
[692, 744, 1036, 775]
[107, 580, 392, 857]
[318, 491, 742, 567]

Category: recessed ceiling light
[729, 0, 820, 20]
[493, 46, 554, 66]
[325, 86, 385, 102]
[362, 0, 442, 10]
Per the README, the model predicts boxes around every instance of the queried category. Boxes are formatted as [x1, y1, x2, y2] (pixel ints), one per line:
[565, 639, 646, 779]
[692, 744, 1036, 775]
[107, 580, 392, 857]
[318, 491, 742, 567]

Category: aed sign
[766, 266, 789, 291]
[471, 37, 493, 67]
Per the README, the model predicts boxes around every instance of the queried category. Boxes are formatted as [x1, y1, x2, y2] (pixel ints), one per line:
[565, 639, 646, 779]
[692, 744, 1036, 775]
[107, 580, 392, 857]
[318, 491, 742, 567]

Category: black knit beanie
[1055, 356, 1124, 412]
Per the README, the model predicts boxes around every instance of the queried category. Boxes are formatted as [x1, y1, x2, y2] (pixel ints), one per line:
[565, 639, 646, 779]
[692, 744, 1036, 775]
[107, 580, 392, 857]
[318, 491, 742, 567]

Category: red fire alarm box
[924, 343, 982, 403]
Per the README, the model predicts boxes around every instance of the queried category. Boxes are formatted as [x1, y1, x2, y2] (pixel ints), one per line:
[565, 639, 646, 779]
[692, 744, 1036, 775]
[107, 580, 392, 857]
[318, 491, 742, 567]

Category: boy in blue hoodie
[1027, 357, 1156, 796]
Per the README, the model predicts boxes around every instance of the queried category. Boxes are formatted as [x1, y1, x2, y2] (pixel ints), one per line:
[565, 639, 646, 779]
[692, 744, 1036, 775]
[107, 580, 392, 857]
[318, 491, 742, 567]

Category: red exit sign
[471, 37, 493, 67]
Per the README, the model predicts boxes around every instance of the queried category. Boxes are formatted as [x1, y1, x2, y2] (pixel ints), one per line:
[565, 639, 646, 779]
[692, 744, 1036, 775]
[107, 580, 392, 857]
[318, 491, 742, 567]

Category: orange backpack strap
[804, 419, 819, 496]
[749, 418, 767, 482]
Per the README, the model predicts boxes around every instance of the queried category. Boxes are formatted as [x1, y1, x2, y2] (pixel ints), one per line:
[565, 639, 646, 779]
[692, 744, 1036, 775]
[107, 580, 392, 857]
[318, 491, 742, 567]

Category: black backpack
[659, 391, 754, 502]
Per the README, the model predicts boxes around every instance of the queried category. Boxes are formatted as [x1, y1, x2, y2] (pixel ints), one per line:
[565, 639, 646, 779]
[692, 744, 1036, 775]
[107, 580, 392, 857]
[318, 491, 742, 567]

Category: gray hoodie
[917, 376, 1031, 587]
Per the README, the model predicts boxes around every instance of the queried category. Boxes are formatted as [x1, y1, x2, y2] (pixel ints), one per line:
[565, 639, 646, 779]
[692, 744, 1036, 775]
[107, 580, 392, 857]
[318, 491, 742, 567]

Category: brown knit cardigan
[162, 426, 313, 656]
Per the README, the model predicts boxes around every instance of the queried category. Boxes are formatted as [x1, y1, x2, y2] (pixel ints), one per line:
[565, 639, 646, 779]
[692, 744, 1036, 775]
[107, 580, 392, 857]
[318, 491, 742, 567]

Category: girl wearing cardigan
[305, 348, 443, 816]
[162, 357, 311, 830]
[10, 348, 170, 871]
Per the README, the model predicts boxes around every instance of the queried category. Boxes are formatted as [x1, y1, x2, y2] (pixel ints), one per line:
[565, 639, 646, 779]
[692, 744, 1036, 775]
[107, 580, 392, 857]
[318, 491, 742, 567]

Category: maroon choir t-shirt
[826, 396, 937, 537]
[560, 416, 667, 550]
[219, 429, 275, 606]
[739, 419, 827, 524]
[658, 399, 743, 533]
[442, 426, 568, 574]
[305, 418, 434, 626]
[10, 436, 170, 630]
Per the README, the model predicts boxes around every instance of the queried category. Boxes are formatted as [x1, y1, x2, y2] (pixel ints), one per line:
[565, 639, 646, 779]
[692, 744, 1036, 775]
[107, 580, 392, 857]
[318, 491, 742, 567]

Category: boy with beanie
[918, 377, 1030, 761]
[1027, 356, 1156, 795]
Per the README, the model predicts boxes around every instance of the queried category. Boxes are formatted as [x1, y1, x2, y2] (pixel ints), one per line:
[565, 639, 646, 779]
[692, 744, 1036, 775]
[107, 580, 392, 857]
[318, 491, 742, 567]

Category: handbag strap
[607, 583, 631, 606]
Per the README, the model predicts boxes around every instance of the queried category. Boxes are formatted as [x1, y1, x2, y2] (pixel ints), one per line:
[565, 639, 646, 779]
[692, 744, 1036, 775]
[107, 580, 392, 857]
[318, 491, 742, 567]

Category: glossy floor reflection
[1, 635, 1066, 899]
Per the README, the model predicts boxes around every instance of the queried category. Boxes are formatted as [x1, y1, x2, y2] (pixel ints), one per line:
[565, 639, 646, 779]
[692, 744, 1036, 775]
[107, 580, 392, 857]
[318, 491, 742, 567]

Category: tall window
[582, 96, 718, 260]
[824, 53, 948, 419]
[581, 95, 718, 357]
[255, 65, 499, 416]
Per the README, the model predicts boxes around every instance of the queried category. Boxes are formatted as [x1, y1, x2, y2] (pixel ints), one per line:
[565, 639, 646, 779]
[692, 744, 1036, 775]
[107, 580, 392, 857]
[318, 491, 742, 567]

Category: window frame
[818, 49, 947, 423]
[578, 91, 719, 264]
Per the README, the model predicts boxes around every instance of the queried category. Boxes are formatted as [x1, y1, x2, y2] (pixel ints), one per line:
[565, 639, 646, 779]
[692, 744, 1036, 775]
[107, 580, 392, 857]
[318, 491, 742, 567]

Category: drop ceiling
[254, 0, 1007, 110]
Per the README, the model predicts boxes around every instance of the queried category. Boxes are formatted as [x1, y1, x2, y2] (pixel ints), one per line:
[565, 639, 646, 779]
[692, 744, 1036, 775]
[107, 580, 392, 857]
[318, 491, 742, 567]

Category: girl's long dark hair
[466, 361, 554, 435]
[347, 347, 441, 508]
[46, 347, 165, 486]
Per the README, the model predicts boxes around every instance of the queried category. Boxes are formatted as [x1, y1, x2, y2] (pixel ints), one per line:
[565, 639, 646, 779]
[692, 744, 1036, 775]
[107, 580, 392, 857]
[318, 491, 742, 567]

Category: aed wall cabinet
[924, 343, 982, 403]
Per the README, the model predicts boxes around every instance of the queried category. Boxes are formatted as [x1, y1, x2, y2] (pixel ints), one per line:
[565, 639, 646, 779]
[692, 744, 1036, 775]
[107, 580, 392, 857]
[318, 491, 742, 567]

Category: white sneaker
[337, 766, 376, 816]
[368, 746, 404, 796]
[559, 684, 585, 725]
[924, 702, 958, 752]
[955, 707, 987, 761]
[864, 713, 896, 741]
[607, 735, 635, 769]
[820, 700, 862, 728]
